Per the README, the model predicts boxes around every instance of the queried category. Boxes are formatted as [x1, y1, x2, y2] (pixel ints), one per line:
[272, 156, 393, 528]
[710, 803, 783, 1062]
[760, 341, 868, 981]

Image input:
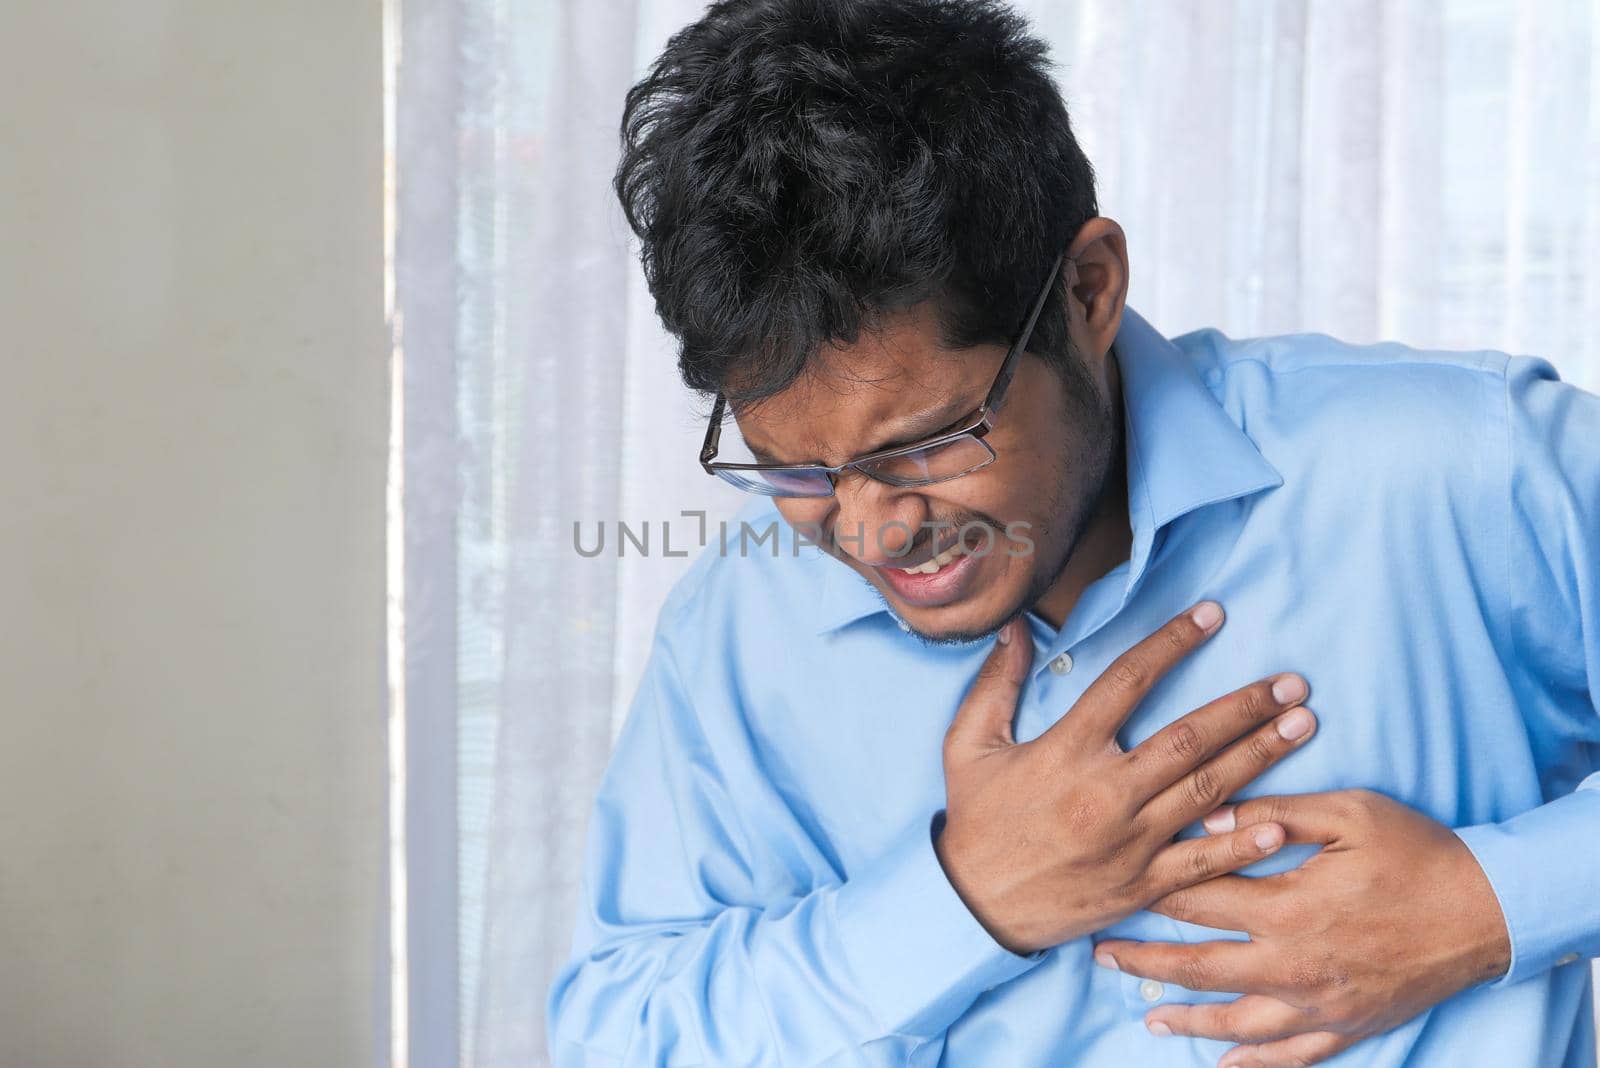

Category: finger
[1147, 874, 1280, 931]
[1141, 707, 1317, 835]
[1046, 601, 1224, 748]
[1093, 938, 1274, 996]
[1218, 1030, 1355, 1068]
[1201, 791, 1358, 847]
[1124, 672, 1309, 797]
[945, 617, 1034, 751]
[1142, 828, 1286, 909]
[1145, 994, 1312, 1045]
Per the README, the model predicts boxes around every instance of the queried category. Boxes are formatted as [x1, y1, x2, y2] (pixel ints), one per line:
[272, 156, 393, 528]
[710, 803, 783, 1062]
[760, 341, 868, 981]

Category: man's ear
[1065, 217, 1129, 361]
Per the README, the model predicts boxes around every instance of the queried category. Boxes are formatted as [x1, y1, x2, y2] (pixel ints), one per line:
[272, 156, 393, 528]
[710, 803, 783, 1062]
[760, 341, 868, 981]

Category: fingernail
[1253, 824, 1284, 851]
[1147, 1019, 1172, 1037]
[1271, 673, 1307, 704]
[1203, 805, 1235, 833]
[1276, 706, 1315, 741]
[1190, 601, 1223, 633]
[997, 621, 1011, 646]
[1094, 948, 1118, 970]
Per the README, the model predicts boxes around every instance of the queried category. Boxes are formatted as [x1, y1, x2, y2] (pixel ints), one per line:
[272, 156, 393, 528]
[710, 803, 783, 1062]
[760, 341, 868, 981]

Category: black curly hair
[616, 0, 1099, 405]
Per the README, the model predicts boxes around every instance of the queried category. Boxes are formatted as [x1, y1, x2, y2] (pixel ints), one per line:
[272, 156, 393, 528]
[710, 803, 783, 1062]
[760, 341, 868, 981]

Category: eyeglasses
[699, 251, 1068, 498]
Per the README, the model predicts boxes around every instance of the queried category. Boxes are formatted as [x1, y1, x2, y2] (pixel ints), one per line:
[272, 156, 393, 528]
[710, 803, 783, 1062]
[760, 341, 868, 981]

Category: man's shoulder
[1173, 325, 1520, 463]
[1161, 325, 1555, 531]
[1174, 323, 1513, 394]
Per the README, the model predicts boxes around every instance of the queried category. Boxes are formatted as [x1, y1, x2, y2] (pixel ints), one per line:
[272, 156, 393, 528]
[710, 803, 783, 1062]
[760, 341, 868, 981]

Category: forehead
[736, 302, 986, 431]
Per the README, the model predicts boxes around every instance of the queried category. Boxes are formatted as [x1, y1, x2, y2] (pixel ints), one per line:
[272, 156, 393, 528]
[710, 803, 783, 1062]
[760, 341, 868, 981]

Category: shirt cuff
[831, 809, 1047, 1038]
[1453, 783, 1600, 988]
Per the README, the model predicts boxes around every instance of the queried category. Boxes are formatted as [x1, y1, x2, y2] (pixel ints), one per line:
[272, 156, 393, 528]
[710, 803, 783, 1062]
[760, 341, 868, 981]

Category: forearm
[1478, 358, 1600, 985]
[548, 893, 881, 1067]
[1452, 772, 1600, 987]
[547, 813, 1045, 1066]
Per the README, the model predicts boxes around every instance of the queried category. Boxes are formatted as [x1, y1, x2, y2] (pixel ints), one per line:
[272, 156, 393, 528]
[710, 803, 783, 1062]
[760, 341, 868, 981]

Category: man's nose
[829, 473, 929, 567]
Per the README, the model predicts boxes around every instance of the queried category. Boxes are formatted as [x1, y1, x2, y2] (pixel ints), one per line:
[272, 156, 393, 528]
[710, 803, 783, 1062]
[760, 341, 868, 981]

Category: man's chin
[891, 592, 1029, 646]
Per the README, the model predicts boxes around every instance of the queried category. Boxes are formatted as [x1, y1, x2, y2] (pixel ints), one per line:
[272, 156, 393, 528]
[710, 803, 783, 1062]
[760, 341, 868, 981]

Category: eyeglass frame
[698, 249, 1070, 497]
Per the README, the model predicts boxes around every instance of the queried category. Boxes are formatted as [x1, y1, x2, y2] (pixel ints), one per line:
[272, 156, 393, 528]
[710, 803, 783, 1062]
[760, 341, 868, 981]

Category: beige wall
[0, 3, 386, 1067]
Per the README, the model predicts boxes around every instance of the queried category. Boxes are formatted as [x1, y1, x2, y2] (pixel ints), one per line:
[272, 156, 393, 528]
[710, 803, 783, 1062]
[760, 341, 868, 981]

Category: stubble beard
[908, 352, 1123, 647]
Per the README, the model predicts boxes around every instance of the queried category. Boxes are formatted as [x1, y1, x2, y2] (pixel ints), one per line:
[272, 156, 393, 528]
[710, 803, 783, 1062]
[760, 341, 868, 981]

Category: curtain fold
[391, 3, 1600, 1064]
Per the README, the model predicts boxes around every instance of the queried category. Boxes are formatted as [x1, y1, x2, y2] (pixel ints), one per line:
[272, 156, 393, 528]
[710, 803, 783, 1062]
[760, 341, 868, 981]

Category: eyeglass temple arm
[985, 250, 1068, 418]
[700, 393, 728, 466]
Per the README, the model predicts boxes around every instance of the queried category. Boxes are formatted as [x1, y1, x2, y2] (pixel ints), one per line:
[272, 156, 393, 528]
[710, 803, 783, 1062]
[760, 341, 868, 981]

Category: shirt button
[1049, 652, 1074, 675]
[1139, 979, 1165, 1002]
[1556, 952, 1581, 967]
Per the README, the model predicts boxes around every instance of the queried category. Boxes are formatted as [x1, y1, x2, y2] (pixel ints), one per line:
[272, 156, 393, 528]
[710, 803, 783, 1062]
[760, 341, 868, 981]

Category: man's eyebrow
[743, 395, 978, 465]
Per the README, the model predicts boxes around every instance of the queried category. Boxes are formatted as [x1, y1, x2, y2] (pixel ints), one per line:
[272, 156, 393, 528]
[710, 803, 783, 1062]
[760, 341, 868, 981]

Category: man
[547, 1, 1600, 1064]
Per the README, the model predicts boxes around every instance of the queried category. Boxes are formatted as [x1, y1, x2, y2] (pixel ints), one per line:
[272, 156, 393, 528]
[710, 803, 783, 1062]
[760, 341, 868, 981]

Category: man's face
[734, 300, 1118, 643]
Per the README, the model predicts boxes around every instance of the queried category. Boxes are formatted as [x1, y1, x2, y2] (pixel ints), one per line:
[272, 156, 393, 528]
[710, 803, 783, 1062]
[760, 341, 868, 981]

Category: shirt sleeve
[545, 625, 1046, 1066]
[1452, 355, 1600, 988]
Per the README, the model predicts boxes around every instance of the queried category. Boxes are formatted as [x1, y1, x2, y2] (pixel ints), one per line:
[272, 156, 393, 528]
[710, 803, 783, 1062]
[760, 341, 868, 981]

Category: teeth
[899, 541, 965, 575]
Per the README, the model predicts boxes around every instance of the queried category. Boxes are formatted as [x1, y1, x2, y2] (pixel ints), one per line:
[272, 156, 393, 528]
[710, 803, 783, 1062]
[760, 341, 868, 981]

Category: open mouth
[875, 525, 994, 609]
[895, 536, 970, 575]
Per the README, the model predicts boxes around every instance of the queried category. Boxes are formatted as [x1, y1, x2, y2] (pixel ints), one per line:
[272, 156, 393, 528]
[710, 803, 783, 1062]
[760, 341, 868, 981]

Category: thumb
[947, 617, 1034, 753]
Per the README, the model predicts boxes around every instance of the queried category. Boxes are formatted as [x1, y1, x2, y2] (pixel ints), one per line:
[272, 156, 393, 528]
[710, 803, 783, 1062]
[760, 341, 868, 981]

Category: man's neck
[1031, 358, 1133, 631]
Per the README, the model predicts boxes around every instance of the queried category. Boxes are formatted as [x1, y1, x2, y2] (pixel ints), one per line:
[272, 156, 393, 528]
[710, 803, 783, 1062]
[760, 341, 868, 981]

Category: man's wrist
[833, 810, 1046, 1039]
[1447, 834, 1513, 986]
[931, 810, 1032, 956]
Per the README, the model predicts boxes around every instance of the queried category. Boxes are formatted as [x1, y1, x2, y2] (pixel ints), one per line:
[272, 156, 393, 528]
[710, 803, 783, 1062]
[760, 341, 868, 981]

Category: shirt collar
[812, 304, 1282, 634]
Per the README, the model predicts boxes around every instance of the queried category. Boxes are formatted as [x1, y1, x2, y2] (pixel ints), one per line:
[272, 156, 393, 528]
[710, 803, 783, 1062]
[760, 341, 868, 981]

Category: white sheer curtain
[389, 2, 1600, 1064]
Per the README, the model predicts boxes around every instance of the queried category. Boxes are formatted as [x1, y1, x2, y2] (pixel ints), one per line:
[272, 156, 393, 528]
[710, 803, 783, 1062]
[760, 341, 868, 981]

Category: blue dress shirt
[547, 307, 1600, 1066]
